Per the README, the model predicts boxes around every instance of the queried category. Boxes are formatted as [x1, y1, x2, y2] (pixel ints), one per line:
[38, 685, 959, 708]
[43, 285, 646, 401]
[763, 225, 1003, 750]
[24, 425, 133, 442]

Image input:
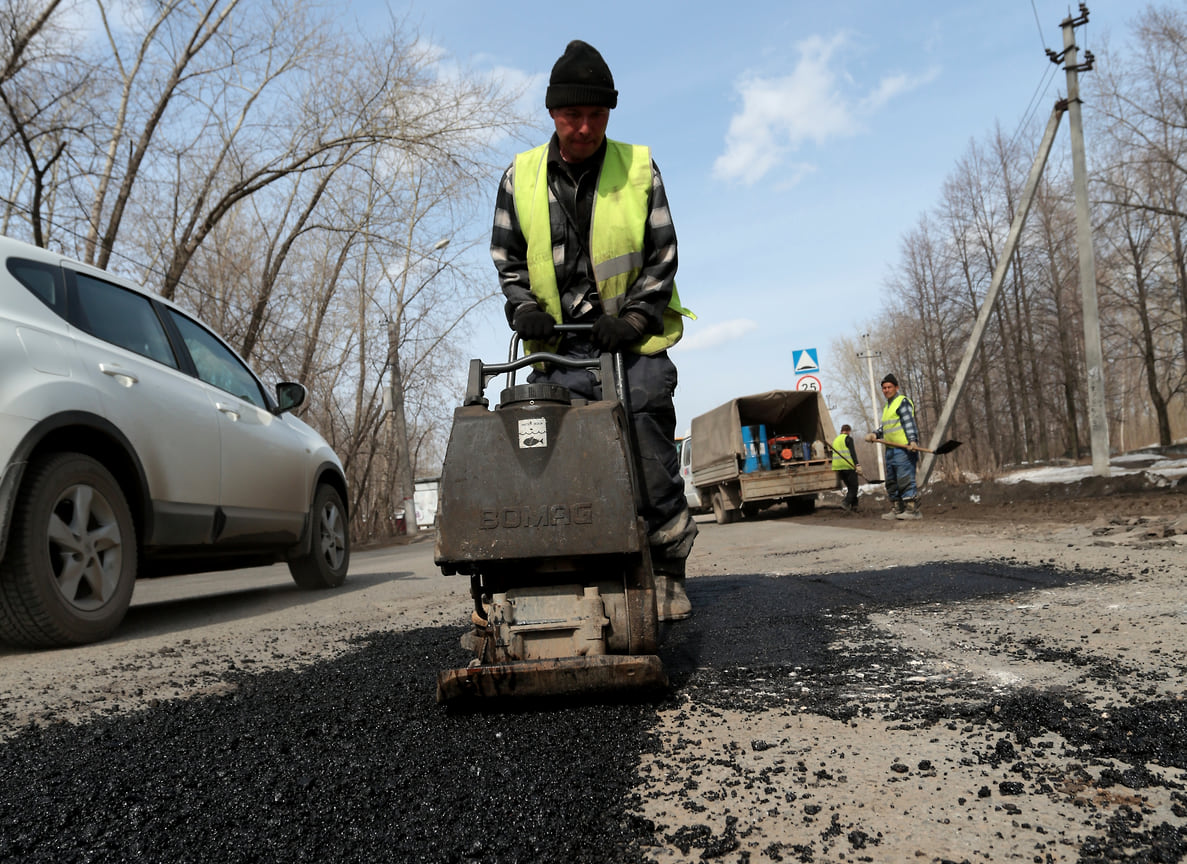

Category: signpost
[793, 348, 822, 392]
[792, 348, 819, 374]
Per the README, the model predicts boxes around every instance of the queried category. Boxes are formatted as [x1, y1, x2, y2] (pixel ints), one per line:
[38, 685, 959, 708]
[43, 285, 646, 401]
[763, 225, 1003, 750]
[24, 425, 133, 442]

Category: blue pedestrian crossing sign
[793, 348, 819, 373]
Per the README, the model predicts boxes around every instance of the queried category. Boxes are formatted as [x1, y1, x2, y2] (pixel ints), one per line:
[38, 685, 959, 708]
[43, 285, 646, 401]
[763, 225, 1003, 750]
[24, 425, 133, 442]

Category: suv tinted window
[73, 272, 178, 368]
[166, 309, 267, 409]
[8, 258, 66, 314]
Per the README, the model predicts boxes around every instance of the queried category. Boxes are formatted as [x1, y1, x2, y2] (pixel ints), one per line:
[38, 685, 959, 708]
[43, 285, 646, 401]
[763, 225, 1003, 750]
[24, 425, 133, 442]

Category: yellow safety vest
[512, 139, 693, 355]
[831, 434, 855, 471]
[881, 394, 913, 446]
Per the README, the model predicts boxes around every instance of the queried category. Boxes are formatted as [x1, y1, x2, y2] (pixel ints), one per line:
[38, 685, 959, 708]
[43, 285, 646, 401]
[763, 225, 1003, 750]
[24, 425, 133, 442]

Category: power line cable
[1005, 0, 1070, 158]
[1030, 0, 1052, 52]
[1006, 60, 1060, 157]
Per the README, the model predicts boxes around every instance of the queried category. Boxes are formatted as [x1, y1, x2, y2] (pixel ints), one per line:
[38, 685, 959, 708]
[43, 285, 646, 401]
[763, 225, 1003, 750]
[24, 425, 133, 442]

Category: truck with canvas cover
[690, 390, 838, 524]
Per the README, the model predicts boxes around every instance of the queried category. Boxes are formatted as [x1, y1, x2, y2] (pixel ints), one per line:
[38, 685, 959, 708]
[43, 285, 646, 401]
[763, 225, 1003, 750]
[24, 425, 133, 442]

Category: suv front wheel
[0, 452, 137, 646]
[288, 483, 349, 589]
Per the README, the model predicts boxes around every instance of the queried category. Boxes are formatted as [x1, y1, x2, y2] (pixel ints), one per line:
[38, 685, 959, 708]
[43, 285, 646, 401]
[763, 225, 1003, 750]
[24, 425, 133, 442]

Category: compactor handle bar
[462, 324, 628, 410]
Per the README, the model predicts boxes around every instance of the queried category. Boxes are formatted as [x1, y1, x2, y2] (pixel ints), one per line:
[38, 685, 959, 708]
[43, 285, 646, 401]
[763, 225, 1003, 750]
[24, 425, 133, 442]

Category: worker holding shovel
[869, 373, 922, 521]
[829, 424, 862, 513]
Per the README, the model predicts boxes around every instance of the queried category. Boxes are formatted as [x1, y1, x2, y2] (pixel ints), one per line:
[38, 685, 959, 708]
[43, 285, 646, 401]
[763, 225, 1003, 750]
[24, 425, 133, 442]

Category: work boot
[881, 500, 905, 521]
[653, 560, 691, 622]
[896, 499, 922, 520]
[840, 499, 853, 513]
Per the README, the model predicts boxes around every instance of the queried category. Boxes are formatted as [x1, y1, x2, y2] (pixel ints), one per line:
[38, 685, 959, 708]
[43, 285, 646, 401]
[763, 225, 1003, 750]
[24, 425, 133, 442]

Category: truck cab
[677, 435, 704, 512]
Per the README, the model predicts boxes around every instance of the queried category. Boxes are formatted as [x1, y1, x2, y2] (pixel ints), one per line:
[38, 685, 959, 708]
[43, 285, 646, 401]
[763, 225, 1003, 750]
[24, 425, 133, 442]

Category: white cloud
[419, 47, 548, 153]
[489, 64, 548, 122]
[713, 33, 937, 186]
[675, 318, 759, 351]
[774, 161, 818, 192]
[860, 67, 941, 112]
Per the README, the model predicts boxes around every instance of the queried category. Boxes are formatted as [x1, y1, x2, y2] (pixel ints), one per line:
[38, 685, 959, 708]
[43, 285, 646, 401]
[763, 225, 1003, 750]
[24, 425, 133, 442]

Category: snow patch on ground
[997, 453, 1187, 485]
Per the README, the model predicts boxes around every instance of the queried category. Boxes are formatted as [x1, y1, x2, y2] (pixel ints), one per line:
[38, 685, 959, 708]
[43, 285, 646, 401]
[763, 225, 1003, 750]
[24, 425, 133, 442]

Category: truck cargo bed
[689, 390, 839, 523]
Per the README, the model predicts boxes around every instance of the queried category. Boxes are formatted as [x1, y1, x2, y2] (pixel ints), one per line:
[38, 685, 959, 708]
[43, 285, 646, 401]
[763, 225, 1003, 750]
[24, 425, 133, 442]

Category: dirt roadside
[636, 474, 1187, 863]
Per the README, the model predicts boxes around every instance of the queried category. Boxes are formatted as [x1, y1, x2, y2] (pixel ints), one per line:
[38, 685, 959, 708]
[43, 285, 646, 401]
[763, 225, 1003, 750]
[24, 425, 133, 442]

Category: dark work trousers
[883, 446, 918, 503]
[836, 469, 859, 506]
[526, 344, 693, 561]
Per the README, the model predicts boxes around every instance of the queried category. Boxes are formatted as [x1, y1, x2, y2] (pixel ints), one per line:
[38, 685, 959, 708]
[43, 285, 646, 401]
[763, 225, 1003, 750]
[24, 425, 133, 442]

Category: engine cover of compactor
[434, 389, 642, 569]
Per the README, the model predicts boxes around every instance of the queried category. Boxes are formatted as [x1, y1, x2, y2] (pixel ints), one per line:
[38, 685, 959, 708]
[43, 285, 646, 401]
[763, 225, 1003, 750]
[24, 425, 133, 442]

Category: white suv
[0, 235, 350, 647]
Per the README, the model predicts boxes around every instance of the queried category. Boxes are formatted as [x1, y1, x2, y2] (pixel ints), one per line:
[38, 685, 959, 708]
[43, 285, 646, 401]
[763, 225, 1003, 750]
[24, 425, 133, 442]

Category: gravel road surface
[0, 477, 1185, 863]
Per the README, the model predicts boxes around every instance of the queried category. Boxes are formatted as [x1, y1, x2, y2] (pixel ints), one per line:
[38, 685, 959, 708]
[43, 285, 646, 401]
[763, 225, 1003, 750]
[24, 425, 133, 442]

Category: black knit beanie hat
[546, 40, 618, 109]
[881, 373, 899, 387]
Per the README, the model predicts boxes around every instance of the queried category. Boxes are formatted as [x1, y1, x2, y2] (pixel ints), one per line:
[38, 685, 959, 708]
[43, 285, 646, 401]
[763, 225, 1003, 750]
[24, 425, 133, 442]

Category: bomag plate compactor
[434, 326, 668, 706]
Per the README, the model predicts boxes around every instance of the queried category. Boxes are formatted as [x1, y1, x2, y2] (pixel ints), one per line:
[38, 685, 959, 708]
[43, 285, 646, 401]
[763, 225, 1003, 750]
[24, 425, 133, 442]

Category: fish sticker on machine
[518, 417, 548, 448]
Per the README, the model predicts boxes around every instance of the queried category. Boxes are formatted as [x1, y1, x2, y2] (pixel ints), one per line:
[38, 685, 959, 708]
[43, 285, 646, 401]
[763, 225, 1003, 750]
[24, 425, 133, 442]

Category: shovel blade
[932, 439, 962, 455]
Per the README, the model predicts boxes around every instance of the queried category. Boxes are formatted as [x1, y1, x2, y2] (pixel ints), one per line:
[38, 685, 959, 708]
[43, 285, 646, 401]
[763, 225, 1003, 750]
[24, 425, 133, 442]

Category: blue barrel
[741, 425, 771, 473]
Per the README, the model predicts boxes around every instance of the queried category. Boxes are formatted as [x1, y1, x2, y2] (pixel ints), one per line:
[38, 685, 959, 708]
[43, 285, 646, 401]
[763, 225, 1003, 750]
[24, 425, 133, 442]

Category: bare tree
[834, 4, 1186, 477]
[1030, 169, 1086, 457]
[1092, 5, 1187, 442]
[1097, 161, 1180, 445]
[0, 0, 551, 544]
[0, 0, 92, 243]
[0, 0, 64, 87]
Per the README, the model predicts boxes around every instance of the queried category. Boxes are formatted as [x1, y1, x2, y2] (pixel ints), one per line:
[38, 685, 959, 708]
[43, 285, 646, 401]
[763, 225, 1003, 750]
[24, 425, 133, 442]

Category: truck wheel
[711, 490, 737, 525]
[0, 453, 137, 647]
[289, 484, 350, 589]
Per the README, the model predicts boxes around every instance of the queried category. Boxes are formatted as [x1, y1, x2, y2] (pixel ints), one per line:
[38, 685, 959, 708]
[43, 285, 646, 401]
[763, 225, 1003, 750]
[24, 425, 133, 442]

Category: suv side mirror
[275, 382, 307, 414]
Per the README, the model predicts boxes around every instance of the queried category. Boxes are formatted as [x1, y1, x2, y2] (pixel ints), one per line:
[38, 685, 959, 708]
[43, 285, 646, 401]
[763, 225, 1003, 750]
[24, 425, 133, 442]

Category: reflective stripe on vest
[881, 394, 912, 446]
[831, 434, 855, 471]
[512, 139, 692, 356]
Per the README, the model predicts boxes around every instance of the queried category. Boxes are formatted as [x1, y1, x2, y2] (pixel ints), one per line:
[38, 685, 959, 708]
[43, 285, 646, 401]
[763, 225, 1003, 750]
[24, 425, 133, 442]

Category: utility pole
[857, 334, 885, 482]
[1057, 4, 1110, 476]
[917, 3, 1110, 486]
[917, 104, 1065, 489]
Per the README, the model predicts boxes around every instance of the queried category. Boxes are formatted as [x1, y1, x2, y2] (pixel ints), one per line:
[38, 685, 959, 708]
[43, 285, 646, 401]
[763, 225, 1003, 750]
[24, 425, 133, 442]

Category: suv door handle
[99, 364, 139, 385]
[215, 403, 240, 422]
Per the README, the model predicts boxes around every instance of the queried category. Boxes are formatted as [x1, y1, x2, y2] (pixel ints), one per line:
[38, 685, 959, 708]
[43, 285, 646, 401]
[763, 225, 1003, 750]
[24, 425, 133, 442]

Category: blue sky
[377, 0, 1137, 433]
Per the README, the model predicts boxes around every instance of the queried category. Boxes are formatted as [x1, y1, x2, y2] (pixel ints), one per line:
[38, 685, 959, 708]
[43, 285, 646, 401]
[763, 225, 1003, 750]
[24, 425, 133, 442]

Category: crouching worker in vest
[490, 39, 698, 620]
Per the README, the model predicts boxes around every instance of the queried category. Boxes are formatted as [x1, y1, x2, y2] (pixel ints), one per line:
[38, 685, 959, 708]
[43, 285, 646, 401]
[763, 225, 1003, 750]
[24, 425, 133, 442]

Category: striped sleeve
[900, 400, 920, 444]
[490, 162, 535, 320]
[620, 159, 678, 334]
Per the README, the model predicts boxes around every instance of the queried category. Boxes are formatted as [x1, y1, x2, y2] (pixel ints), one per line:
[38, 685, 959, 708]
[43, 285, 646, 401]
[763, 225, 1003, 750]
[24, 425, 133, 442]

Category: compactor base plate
[436, 654, 668, 706]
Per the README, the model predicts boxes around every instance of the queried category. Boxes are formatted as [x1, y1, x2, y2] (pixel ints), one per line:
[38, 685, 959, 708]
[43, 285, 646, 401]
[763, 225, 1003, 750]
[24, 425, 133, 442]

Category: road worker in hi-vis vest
[830, 424, 861, 513]
[873, 373, 923, 520]
[490, 40, 697, 621]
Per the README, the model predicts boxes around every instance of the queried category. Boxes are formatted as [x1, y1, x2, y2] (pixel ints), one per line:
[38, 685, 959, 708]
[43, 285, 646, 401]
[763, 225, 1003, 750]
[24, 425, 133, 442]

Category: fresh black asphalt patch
[1, 561, 1184, 863]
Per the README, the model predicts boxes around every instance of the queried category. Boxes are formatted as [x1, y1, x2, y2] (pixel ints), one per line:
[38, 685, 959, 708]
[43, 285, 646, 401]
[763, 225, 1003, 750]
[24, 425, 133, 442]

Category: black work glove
[591, 313, 645, 352]
[512, 304, 556, 340]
